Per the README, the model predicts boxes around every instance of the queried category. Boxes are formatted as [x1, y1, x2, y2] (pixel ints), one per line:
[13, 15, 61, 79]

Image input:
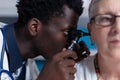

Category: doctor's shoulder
[0, 22, 7, 42]
[0, 22, 7, 28]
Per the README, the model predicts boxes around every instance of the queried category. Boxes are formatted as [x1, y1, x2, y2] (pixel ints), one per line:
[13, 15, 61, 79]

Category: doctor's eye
[63, 31, 69, 36]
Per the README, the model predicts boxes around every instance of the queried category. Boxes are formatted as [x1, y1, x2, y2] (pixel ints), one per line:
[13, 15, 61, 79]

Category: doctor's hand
[36, 48, 77, 80]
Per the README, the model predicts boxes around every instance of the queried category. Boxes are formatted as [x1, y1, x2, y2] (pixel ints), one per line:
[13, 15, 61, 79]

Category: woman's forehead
[94, 0, 120, 15]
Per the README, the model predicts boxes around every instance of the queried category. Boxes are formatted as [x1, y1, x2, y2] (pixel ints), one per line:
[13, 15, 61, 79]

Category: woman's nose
[112, 17, 120, 33]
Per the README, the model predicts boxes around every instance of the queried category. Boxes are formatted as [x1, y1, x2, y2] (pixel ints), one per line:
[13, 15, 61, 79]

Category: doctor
[0, 0, 87, 80]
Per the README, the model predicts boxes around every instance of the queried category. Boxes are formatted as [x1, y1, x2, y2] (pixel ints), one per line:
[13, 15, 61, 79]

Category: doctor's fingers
[63, 67, 76, 80]
[59, 59, 76, 67]
[53, 49, 78, 61]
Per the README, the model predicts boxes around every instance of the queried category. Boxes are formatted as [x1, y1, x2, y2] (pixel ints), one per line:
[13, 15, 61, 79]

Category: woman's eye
[101, 17, 111, 22]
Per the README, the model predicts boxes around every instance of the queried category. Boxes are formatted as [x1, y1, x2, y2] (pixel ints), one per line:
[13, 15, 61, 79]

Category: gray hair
[88, 0, 100, 19]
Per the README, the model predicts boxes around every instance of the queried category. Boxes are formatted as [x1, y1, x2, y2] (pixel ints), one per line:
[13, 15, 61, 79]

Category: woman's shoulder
[74, 55, 97, 80]
[75, 55, 95, 68]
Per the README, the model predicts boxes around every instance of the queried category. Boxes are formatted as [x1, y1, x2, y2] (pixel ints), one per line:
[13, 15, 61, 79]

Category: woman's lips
[110, 40, 120, 44]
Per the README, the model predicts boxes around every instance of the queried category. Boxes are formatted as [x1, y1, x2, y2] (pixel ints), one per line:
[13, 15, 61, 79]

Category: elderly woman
[75, 0, 120, 80]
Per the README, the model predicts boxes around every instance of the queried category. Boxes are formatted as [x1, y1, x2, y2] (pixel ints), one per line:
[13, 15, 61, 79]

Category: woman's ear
[87, 23, 95, 42]
[87, 23, 91, 34]
[28, 18, 42, 36]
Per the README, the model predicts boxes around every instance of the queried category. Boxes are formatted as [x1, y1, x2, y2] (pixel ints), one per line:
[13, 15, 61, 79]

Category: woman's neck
[97, 53, 120, 80]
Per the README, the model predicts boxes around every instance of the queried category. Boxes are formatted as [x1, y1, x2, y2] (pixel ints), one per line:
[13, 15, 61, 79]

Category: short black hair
[16, 0, 83, 27]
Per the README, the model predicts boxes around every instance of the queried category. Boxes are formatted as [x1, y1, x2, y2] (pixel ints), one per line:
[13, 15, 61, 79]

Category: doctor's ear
[28, 18, 42, 36]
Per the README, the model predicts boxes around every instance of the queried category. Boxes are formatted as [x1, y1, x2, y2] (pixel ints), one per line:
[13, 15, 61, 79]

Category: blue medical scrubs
[5, 24, 26, 80]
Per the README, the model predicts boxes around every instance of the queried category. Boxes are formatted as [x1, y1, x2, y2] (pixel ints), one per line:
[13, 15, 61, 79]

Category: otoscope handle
[68, 40, 77, 50]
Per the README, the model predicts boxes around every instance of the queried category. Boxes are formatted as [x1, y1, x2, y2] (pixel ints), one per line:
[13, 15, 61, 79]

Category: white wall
[78, 0, 91, 27]
[0, 0, 17, 17]
[0, 0, 91, 26]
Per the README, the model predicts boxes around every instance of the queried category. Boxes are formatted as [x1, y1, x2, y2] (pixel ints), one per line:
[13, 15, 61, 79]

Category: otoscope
[68, 29, 90, 50]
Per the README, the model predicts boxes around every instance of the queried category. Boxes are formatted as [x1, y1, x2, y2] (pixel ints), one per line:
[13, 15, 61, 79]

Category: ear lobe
[28, 18, 42, 36]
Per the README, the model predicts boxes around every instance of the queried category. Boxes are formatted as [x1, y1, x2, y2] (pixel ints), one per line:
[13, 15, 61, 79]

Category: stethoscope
[0, 27, 14, 80]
